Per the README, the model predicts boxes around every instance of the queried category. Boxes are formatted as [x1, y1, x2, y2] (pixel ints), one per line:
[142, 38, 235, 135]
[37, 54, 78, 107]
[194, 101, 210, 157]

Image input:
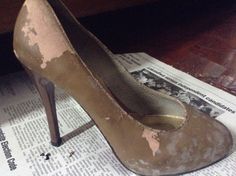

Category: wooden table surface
[1, 0, 236, 97]
[79, 0, 236, 96]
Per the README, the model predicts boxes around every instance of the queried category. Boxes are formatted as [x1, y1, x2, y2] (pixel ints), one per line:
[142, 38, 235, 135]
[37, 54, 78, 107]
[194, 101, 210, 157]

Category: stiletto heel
[13, 0, 232, 175]
[24, 66, 62, 147]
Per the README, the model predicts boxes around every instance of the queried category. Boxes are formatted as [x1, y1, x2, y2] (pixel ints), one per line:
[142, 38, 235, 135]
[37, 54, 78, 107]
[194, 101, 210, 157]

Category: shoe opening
[47, 0, 187, 131]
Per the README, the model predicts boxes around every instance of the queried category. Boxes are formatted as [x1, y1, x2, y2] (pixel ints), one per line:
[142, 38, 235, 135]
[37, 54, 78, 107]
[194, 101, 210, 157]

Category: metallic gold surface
[13, 0, 233, 175]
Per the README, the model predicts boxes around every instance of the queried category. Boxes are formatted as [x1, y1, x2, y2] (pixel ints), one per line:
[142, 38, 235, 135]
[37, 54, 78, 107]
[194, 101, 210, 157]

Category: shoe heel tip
[51, 138, 62, 147]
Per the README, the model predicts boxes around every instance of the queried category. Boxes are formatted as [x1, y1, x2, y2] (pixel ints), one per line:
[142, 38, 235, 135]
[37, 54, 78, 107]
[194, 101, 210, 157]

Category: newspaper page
[0, 53, 235, 176]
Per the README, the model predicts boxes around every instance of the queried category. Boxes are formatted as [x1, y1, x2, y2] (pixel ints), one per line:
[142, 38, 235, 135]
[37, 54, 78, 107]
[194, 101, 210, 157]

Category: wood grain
[1, 0, 236, 95]
[80, 0, 236, 95]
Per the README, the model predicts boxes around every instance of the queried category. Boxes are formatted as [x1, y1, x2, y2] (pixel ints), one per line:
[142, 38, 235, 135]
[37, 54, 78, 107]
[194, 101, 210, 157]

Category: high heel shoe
[13, 0, 232, 175]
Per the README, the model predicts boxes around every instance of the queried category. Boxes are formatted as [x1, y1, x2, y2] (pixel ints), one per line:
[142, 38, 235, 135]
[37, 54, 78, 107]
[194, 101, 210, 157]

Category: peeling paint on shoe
[142, 128, 160, 156]
[22, 0, 74, 69]
[13, 0, 233, 175]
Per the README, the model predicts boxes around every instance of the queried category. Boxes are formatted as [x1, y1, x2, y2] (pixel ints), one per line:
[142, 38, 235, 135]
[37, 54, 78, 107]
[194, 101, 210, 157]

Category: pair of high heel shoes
[13, 0, 232, 175]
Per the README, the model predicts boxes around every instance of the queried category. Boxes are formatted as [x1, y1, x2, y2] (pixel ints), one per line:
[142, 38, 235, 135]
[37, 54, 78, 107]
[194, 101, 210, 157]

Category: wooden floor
[80, 0, 236, 96]
[1, 0, 236, 96]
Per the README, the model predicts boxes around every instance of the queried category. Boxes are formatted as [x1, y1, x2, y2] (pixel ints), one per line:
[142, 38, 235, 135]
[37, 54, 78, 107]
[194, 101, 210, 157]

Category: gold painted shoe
[13, 0, 233, 175]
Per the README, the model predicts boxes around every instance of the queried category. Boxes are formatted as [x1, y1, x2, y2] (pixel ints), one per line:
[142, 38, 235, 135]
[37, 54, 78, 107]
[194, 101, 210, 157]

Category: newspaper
[0, 53, 235, 176]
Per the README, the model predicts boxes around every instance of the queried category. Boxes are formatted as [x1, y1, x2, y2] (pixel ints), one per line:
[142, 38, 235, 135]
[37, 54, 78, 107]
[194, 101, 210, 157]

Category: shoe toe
[122, 105, 232, 175]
